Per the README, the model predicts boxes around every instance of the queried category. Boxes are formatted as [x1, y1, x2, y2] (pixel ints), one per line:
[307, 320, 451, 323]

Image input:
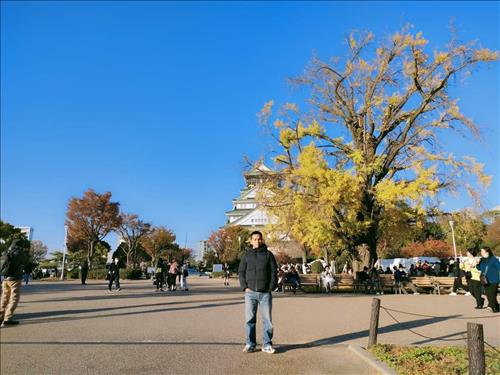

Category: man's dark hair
[250, 231, 263, 239]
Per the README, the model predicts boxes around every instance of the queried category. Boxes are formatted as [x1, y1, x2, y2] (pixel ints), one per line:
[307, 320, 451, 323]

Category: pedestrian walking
[80, 260, 89, 285]
[107, 257, 121, 292]
[477, 247, 499, 313]
[467, 250, 484, 309]
[238, 231, 278, 354]
[223, 262, 230, 286]
[168, 260, 179, 291]
[155, 258, 166, 291]
[1, 239, 30, 327]
[23, 261, 33, 286]
[180, 263, 189, 291]
[459, 249, 477, 296]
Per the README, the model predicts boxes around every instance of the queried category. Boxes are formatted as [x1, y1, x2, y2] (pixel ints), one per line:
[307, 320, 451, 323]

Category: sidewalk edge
[347, 345, 398, 375]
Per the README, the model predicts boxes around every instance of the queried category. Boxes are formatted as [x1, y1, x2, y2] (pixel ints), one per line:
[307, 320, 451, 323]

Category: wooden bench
[333, 274, 355, 292]
[431, 276, 455, 295]
[379, 274, 395, 293]
[409, 276, 436, 294]
[282, 273, 320, 293]
[299, 273, 320, 293]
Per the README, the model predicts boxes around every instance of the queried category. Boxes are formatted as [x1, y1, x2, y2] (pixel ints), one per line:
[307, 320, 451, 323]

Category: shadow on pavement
[14, 299, 244, 325]
[278, 314, 462, 352]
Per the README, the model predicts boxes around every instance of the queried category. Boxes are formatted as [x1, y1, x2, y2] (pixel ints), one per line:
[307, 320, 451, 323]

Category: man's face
[250, 234, 263, 249]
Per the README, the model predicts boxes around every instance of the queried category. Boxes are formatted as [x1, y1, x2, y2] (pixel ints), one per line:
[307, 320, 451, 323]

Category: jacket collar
[249, 244, 268, 253]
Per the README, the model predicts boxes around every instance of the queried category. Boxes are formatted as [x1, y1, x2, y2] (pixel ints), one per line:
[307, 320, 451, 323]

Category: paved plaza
[1, 277, 498, 374]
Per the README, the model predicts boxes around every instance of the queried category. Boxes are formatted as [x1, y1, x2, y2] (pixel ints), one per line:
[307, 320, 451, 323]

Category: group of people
[451, 247, 499, 312]
[153, 258, 189, 292]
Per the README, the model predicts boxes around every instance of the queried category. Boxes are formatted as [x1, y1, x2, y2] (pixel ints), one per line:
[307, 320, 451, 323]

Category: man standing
[238, 231, 278, 354]
[80, 260, 89, 285]
[1, 239, 30, 327]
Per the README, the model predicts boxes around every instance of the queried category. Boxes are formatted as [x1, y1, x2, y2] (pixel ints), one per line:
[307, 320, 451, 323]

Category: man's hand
[244, 288, 251, 292]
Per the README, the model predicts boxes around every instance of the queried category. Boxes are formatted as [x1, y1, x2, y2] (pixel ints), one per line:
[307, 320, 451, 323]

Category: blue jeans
[245, 290, 273, 347]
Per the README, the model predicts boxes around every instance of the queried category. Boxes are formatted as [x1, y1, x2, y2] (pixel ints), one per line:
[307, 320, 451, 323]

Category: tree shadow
[15, 299, 244, 325]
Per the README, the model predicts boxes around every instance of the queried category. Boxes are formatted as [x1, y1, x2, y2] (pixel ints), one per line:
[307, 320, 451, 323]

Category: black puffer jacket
[238, 245, 278, 292]
[1, 240, 29, 280]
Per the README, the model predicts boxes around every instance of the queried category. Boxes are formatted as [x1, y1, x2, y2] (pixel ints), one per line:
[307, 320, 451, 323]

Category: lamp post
[60, 225, 68, 280]
[449, 220, 458, 259]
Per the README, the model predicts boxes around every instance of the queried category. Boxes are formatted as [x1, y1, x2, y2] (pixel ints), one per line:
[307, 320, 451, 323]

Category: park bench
[299, 273, 321, 292]
[379, 274, 395, 293]
[332, 274, 355, 292]
[409, 276, 435, 294]
[282, 273, 320, 293]
[431, 276, 456, 295]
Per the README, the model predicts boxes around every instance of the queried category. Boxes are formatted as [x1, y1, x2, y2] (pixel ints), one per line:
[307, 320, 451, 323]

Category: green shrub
[88, 268, 108, 280]
[310, 261, 323, 274]
[125, 268, 143, 280]
[210, 271, 225, 278]
[69, 268, 80, 279]
[370, 344, 500, 375]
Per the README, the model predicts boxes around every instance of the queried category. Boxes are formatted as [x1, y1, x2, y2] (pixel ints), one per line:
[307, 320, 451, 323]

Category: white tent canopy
[375, 257, 441, 271]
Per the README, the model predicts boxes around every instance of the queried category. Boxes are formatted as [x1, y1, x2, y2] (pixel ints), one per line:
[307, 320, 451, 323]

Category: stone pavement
[1, 277, 498, 374]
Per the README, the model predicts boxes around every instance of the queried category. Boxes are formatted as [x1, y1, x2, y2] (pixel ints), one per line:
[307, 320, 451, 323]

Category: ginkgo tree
[258, 27, 497, 265]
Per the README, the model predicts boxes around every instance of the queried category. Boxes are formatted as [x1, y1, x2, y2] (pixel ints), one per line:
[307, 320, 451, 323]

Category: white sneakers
[242, 345, 256, 353]
[449, 292, 457, 296]
[261, 345, 276, 354]
[242, 345, 276, 354]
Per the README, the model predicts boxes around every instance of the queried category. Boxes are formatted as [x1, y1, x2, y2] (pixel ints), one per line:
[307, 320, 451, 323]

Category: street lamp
[449, 220, 458, 259]
[60, 225, 68, 280]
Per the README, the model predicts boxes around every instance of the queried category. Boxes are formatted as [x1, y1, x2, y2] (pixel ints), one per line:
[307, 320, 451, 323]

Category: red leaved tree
[401, 240, 453, 258]
[66, 189, 121, 268]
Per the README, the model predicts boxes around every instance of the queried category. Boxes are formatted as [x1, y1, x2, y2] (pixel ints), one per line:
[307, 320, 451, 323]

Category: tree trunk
[323, 247, 329, 263]
[87, 241, 95, 270]
[357, 189, 381, 267]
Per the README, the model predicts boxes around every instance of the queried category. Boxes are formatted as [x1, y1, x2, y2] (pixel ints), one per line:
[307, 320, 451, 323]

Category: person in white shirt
[321, 265, 336, 293]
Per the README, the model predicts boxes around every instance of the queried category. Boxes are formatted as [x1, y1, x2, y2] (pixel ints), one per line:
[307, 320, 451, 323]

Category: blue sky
[1, 1, 499, 253]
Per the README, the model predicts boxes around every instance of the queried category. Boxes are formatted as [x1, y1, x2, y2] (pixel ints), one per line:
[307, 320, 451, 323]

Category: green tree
[30, 240, 48, 264]
[441, 209, 487, 253]
[0, 220, 30, 255]
[116, 213, 151, 268]
[258, 27, 497, 265]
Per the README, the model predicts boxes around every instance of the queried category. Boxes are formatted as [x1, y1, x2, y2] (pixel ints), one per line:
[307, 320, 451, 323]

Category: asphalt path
[1, 277, 498, 374]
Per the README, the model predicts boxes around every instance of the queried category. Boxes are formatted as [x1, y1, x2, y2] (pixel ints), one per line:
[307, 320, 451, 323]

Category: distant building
[17, 226, 33, 241]
[196, 240, 212, 261]
[225, 163, 274, 230]
[224, 164, 304, 260]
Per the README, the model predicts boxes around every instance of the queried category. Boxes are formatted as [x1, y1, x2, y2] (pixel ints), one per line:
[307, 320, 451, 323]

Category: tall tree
[440, 209, 487, 253]
[116, 213, 151, 268]
[207, 226, 250, 264]
[0, 220, 30, 255]
[65, 189, 121, 267]
[140, 226, 176, 265]
[259, 27, 497, 265]
[30, 240, 48, 264]
[484, 217, 500, 251]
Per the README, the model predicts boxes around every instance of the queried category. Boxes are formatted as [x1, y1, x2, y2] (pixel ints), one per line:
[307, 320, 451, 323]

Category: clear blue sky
[1, 1, 499, 253]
